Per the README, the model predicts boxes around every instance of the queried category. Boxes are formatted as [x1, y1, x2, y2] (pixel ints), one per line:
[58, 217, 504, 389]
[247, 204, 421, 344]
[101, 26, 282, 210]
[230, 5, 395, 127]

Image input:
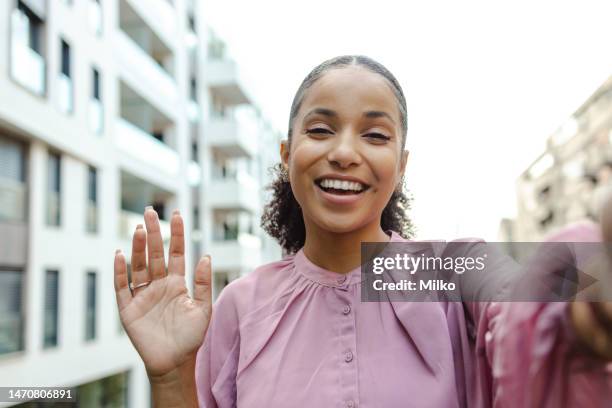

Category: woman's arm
[149, 356, 198, 408]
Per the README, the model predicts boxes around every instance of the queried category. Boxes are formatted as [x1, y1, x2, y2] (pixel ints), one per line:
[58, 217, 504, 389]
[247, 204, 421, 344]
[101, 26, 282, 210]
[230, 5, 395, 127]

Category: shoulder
[213, 255, 298, 321]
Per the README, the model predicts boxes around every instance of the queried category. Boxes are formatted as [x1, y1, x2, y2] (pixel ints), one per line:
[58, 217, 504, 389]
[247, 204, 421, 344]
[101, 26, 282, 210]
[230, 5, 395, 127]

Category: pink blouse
[195, 224, 612, 407]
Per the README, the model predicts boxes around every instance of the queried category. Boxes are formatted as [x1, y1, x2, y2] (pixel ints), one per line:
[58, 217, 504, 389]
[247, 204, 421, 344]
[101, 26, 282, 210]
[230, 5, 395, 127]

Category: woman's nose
[327, 132, 362, 169]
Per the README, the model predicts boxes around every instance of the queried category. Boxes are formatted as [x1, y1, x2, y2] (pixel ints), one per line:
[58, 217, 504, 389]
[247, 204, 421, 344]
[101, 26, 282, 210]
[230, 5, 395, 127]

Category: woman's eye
[306, 128, 332, 135]
[365, 133, 391, 141]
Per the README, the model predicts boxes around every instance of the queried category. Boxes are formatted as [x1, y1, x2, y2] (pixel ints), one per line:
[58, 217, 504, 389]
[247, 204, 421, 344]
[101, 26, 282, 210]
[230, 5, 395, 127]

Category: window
[86, 166, 98, 233]
[60, 40, 70, 77]
[92, 68, 101, 101]
[16, 1, 43, 54]
[11, 1, 47, 95]
[43, 270, 59, 348]
[90, 67, 103, 134]
[0, 136, 26, 222]
[85, 271, 97, 341]
[58, 38, 73, 113]
[0, 269, 23, 355]
[46, 152, 61, 226]
[190, 77, 197, 101]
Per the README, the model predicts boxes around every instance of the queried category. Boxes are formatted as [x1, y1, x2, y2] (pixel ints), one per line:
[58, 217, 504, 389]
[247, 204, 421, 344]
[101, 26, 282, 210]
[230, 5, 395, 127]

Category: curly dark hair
[261, 55, 415, 254]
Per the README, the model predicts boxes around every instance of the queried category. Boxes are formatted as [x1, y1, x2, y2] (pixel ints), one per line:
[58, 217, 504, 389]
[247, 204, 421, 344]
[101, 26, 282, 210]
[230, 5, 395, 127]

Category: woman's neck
[302, 221, 391, 274]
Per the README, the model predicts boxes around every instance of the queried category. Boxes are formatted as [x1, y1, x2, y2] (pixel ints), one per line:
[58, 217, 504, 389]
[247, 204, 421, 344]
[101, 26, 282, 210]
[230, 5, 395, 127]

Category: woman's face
[281, 66, 408, 235]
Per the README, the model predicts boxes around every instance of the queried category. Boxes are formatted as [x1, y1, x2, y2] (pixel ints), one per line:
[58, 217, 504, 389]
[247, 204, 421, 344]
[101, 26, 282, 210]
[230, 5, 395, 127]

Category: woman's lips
[314, 182, 368, 206]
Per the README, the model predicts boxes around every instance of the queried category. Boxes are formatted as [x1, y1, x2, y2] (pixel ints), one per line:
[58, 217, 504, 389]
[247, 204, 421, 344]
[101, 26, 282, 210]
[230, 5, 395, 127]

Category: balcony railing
[88, 0, 102, 35]
[209, 172, 259, 212]
[46, 191, 60, 226]
[187, 161, 201, 186]
[57, 73, 73, 113]
[187, 100, 199, 122]
[0, 177, 26, 222]
[115, 30, 176, 103]
[86, 202, 98, 233]
[89, 99, 104, 134]
[209, 233, 262, 271]
[10, 34, 45, 95]
[120, 210, 170, 241]
[116, 118, 179, 176]
[205, 116, 257, 157]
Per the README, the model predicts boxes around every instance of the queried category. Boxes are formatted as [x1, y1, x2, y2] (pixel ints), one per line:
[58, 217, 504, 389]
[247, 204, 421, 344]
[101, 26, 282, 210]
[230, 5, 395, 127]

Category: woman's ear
[280, 140, 290, 170]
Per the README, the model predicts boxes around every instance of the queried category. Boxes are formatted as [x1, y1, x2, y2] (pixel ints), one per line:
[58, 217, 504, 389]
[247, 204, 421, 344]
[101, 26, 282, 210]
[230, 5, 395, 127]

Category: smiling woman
[114, 55, 612, 408]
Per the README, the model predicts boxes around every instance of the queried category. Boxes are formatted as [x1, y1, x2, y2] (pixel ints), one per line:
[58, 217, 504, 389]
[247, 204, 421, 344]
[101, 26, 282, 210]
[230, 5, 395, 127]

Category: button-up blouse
[195, 224, 612, 407]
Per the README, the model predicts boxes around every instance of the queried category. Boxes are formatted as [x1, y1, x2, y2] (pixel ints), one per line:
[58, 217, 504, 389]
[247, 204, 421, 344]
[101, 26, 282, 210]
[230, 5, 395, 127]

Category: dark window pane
[92, 68, 101, 100]
[0, 136, 25, 181]
[43, 270, 59, 348]
[46, 153, 61, 226]
[0, 270, 23, 355]
[85, 272, 96, 340]
[60, 39, 70, 77]
[88, 167, 97, 203]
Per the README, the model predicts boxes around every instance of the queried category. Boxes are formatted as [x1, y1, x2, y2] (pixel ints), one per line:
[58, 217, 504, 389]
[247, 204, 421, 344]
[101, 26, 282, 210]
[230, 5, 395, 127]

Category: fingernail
[173, 209, 180, 216]
[136, 224, 143, 230]
[145, 206, 153, 211]
[203, 255, 210, 265]
[115, 249, 121, 255]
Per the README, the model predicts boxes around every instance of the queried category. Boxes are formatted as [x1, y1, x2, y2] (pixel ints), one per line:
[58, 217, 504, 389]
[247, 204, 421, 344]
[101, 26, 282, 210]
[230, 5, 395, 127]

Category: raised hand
[114, 207, 212, 378]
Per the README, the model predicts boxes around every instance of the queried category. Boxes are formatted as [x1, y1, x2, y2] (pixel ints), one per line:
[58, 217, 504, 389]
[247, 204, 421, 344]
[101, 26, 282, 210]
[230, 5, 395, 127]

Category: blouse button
[342, 304, 351, 315]
[337, 275, 347, 284]
[344, 350, 353, 363]
[346, 401, 356, 408]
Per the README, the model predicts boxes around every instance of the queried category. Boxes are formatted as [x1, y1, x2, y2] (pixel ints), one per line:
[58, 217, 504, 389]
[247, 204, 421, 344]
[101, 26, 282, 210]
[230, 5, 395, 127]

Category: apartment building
[0, 0, 281, 406]
[511, 75, 612, 241]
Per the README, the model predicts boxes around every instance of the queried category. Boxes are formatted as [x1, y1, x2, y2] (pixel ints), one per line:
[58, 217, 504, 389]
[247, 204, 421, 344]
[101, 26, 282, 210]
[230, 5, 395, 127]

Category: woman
[114, 55, 612, 407]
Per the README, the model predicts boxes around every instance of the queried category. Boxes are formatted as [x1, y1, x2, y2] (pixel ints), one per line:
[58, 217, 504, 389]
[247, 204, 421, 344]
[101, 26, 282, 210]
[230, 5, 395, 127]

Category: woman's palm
[114, 209, 212, 378]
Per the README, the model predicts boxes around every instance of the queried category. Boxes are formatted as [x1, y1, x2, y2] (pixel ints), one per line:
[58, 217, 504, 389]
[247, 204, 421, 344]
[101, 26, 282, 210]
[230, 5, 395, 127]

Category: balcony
[116, 118, 179, 176]
[10, 34, 45, 96]
[122, 0, 177, 46]
[209, 233, 262, 271]
[205, 58, 250, 106]
[115, 30, 177, 107]
[0, 177, 26, 222]
[57, 73, 73, 113]
[209, 172, 259, 212]
[120, 210, 170, 242]
[205, 116, 257, 157]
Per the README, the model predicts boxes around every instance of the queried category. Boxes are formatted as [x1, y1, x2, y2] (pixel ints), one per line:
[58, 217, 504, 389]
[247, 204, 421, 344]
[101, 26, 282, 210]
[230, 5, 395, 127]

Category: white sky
[201, 0, 612, 240]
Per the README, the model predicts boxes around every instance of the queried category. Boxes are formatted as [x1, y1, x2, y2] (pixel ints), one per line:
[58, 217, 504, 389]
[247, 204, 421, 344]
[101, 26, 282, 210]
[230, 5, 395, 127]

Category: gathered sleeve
[475, 222, 612, 407]
[195, 282, 241, 408]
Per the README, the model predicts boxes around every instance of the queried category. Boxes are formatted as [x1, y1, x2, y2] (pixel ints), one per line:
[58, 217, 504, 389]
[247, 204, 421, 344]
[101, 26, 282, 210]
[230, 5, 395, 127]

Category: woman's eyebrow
[303, 108, 396, 125]
[363, 110, 396, 125]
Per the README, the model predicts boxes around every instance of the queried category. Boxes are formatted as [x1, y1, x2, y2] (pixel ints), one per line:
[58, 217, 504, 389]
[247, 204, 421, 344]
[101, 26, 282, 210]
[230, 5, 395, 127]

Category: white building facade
[0, 0, 281, 406]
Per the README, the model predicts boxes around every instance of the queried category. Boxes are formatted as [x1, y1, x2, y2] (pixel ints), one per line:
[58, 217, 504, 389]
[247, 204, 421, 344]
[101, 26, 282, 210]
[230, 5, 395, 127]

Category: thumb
[194, 255, 212, 305]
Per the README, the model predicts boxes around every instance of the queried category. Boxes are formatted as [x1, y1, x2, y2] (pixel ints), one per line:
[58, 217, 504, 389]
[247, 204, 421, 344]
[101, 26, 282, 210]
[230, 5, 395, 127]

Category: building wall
[0, 0, 281, 406]
[513, 75, 612, 241]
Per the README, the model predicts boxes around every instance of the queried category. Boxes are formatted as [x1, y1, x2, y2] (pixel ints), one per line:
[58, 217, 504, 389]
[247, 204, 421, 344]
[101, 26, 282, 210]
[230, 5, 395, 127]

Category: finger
[168, 210, 185, 276]
[114, 250, 132, 311]
[131, 224, 150, 295]
[194, 255, 212, 305]
[144, 206, 166, 280]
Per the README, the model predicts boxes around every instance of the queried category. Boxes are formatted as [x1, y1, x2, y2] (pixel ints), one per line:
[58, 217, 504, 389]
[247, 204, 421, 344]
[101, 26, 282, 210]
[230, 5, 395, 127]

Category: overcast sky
[201, 0, 612, 240]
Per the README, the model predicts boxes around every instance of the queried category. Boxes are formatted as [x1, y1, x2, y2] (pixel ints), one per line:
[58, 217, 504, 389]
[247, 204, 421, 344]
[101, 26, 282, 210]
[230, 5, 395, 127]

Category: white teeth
[319, 178, 365, 192]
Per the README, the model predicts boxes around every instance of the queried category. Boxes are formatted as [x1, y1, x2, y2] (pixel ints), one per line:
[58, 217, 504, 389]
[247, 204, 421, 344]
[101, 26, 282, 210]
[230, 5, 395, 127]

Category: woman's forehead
[299, 67, 399, 121]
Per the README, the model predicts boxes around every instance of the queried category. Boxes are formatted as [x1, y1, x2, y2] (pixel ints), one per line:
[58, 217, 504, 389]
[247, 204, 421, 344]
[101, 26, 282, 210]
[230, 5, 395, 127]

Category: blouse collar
[294, 230, 406, 287]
